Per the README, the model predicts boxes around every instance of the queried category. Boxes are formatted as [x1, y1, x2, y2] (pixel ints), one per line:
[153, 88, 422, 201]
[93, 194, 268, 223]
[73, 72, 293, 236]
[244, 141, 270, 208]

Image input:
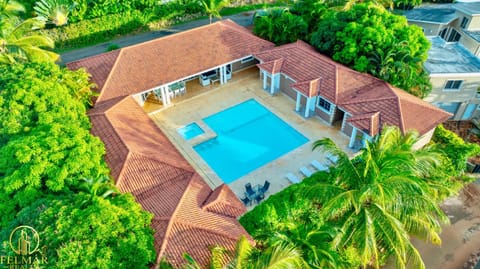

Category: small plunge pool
[177, 123, 204, 140]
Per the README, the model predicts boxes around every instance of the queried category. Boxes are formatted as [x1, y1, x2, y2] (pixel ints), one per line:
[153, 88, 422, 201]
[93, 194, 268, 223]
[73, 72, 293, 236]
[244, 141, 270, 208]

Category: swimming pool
[194, 99, 308, 183]
[177, 123, 204, 140]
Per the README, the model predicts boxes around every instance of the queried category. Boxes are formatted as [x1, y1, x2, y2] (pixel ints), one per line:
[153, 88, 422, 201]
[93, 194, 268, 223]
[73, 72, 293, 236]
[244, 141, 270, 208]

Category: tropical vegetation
[253, 8, 308, 45]
[253, 2, 431, 98]
[0, 61, 156, 268]
[202, 0, 230, 24]
[241, 126, 469, 269]
[0, 1, 58, 64]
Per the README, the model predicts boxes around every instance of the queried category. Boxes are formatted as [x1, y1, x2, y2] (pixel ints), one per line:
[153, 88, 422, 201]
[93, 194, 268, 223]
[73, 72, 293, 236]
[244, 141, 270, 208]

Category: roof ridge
[96, 48, 125, 103]
[339, 93, 397, 105]
[154, 172, 198, 266]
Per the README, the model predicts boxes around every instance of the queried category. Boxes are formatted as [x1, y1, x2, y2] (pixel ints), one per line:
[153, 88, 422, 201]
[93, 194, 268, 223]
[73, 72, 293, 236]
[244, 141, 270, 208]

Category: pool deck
[149, 67, 352, 209]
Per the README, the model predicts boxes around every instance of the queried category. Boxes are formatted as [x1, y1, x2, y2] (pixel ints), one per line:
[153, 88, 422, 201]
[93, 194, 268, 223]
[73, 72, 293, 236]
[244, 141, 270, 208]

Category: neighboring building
[68, 20, 451, 267]
[405, 2, 480, 120]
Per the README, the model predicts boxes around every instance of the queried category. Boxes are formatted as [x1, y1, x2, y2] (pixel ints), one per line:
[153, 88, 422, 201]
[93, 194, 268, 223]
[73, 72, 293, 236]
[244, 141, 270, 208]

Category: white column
[295, 92, 301, 112]
[160, 88, 167, 105]
[349, 127, 357, 148]
[304, 97, 311, 118]
[270, 75, 275, 95]
[163, 86, 171, 105]
[220, 66, 225, 84]
[263, 71, 267, 90]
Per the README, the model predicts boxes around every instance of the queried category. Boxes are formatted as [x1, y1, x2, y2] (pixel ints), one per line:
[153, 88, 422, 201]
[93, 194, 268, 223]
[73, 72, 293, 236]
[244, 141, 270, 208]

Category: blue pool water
[178, 123, 204, 140]
[194, 99, 308, 183]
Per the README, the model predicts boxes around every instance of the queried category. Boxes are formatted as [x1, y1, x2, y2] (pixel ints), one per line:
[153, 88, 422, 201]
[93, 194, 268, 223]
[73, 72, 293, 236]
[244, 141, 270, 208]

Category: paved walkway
[60, 12, 256, 64]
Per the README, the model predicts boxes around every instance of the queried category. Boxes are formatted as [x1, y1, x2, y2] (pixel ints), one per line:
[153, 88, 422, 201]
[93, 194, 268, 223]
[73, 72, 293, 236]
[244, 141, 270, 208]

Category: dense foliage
[2, 190, 155, 268]
[241, 126, 459, 269]
[431, 124, 480, 177]
[0, 1, 58, 64]
[310, 3, 431, 97]
[0, 62, 156, 268]
[253, 8, 308, 45]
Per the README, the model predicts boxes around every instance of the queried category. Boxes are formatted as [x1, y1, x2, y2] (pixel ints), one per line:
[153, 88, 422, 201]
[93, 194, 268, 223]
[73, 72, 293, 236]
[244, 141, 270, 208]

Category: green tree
[0, 0, 24, 19]
[34, 0, 76, 26]
[201, 0, 230, 24]
[253, 8, 308, 45]
[3, 190, 155, 268]
[431, 124, 480, 177]
[307, 126, 451, 268]
[310, 3, 431, 97]
[0, 62, 106, 222]
[182, 236, 306, 269]
[0, 16, 58, 63]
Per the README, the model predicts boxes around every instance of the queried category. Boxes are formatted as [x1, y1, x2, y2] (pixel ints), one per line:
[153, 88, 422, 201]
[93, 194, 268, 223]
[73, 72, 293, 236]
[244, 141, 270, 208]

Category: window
[461, 17, 469, 29]
[444, 80, 463, 90]
[317, 97, 332, 113]
[447, 29, 461, 42]
[241, 56, 254, 64]
[439, 28, 448, 40]
[436, 102, 460, 117]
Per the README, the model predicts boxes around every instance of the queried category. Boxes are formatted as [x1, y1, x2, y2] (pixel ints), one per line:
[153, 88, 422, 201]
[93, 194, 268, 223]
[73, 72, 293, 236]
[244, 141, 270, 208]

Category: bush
[106, 43, 120, 51]
[42, 10, 153, 50]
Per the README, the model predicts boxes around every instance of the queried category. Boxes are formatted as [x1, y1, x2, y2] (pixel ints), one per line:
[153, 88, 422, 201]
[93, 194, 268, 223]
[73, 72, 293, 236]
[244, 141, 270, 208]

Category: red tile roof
[67, 20, 274, 103]
[256, 58, 284, 75]
[255, 41, 452, 136]
[88, 97, 250, 268]
[255, 41, 338, 102]
[70, 21, 266, 268]
[292, 78, 321, 97]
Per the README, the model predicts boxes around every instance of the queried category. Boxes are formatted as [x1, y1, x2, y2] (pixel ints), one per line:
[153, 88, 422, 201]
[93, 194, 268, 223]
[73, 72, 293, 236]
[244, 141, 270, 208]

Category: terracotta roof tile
[348, 112, 381, 136]
[88, 96, 250, 268]
[70, 20, 274, 103]
[393, 88, 452, 135]
[256, 58, 284, 74]
[292, 78, 321, 97]
[202, 184, 247, 218]
[256, 41, 450, 136]
[255, 40, 337, 102]
[67, 49, 120, 92]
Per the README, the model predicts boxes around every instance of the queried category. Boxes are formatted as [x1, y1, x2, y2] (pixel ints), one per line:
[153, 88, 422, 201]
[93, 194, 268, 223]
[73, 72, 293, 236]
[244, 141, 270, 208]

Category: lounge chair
[326, 153, 339, 165]
[300, 166, 314, 177]
[245, 183, 255, 197]
[311, 160, 328, 171]
[259, 180, 270, 194]
[286, 173, 300, 184]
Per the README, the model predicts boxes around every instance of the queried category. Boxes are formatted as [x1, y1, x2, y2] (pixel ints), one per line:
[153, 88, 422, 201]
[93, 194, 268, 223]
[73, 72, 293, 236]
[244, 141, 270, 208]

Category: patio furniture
[199, 70, 217, 86]
[245, 183, 256, 197]
[326, 153, 339, 165]
[311, 160, 328, 171]
[300, 166, 314, 177]
[255, 193, 265, 204]
[241, 196, 251, 206]
[259, 180, 270, 194]
[286, 173, 300, 184]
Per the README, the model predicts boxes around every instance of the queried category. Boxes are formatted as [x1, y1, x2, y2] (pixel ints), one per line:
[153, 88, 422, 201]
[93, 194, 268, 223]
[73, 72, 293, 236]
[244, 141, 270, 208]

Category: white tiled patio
[149, 67, 352, 209]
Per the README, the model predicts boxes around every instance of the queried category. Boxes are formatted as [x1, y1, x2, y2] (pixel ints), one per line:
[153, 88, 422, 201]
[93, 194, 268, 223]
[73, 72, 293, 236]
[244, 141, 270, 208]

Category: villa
[67, 20, 451, 267]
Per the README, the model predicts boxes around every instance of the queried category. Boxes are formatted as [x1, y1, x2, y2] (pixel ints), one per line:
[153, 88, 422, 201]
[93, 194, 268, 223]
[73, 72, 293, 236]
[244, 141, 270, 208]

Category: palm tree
[182, 236, 306, 269]
[34, 0, 76, 27]
[79, 176, 118, 206]
[0, 17, 59, 64]
[0, 0, 24, 19]
[201, 0, 230, 24]
[307, 126, 451, 269]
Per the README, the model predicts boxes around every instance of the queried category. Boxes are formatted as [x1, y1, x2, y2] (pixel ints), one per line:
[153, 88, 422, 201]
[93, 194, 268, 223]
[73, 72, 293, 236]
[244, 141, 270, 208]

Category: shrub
[42, 10, 153, 50]
[106, 43, 120, 51]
